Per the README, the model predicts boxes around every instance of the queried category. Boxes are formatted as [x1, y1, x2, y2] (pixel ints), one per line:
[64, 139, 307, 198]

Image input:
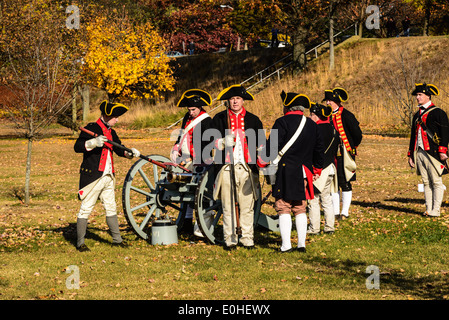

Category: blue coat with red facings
[261, 112, 324, 201]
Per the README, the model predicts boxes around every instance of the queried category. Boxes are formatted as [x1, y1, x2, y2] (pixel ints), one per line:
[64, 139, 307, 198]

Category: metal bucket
[150, 219, 178, 245]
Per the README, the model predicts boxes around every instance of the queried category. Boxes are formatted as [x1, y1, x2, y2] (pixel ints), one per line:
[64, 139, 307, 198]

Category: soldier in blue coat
[307, 102, 339, 235]
[170, 89, 214, 235]
[324, 88, 362, 219]
[259, 91, 324, 252]
[74, 101, 140, 251]
[408, 83, 449, 217]
[212, 85, 264, 250]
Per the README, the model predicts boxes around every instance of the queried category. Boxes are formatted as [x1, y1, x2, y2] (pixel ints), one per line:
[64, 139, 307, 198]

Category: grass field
[1, 128, 448, 301]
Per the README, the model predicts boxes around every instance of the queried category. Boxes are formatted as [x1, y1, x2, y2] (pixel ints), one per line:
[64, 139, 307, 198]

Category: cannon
[121, 154, 280, 245]
[79, 124, 279, 245]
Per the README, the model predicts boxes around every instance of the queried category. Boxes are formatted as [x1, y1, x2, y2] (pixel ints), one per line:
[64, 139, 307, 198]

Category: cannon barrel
[167, 172, 194, 183]
[79, 126, 192, 172]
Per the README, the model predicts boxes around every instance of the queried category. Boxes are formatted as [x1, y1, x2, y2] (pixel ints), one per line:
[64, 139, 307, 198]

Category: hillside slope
[84, 35, 449, 136]
[245, 35, 449, 134]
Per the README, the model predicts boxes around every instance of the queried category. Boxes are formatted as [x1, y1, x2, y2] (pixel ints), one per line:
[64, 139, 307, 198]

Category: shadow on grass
[304, 255, 449, 300]
[352, 199, 423, 215]
[385, 197, 449, 207]
[52, 222, 120, 248]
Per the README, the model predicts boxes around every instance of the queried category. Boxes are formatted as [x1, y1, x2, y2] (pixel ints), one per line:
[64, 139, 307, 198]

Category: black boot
[180, 218, 193, 234]
[76, 218, 89, 250]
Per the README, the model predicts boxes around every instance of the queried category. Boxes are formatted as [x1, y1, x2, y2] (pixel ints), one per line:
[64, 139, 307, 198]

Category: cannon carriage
[121, 154, 280, 245]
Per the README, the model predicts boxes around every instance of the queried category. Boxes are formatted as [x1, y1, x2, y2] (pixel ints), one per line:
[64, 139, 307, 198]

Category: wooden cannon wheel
[194, 166, 279, 245]
[122, 155, 185, 240]
[122, 155, 280, 243]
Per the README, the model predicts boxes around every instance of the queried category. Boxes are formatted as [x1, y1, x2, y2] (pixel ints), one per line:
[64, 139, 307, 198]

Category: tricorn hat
[177, 89, 212, 108]
[322, 87, 348, 103]
[280, 90, 311, 109]
[217, 85, 254, 101]
[411, 83, 439, 97]
[99, 100, 129, 117]
[310, 102, 333, 118]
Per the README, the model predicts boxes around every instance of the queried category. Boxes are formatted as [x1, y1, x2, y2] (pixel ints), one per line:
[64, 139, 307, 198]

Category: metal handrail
[306, 23, 357, 58]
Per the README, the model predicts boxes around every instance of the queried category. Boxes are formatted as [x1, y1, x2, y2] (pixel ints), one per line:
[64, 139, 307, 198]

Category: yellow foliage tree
[82, 15, 175, 102]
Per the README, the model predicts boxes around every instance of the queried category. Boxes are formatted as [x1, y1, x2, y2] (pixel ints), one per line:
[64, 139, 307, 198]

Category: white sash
[178, 113, 210, 141]
[272, 115, 307, 165]
[176, 113, 210, 155]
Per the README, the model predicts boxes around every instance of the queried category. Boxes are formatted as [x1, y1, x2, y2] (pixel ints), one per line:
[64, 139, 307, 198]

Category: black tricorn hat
[310, 102, 333, 118]
[322, 87, 348, 103]
[280, 90, 311, 109]
[411, 83, 439, 97]
[217, 85, 254, 101]
[177, 89, 212, 108]
[99, 100, 129, 117]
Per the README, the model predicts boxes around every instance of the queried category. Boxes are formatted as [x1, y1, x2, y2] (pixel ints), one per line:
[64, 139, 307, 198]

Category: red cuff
[407, 150, 411, 157]
[438, 146, 447, 153]
[257, 156, 269, 168]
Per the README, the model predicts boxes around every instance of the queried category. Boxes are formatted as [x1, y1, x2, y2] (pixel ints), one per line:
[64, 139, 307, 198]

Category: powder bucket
[150, 219, 178, 245]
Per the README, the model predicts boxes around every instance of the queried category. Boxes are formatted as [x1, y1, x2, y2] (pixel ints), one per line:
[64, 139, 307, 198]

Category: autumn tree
[81, 12, 175, 102]
[152, 1, 241, 53]
[404, 0, 448, 35]
[273, 0, 330, 70]
[0, 0, 82, 204]
[227, 0, 283, 47]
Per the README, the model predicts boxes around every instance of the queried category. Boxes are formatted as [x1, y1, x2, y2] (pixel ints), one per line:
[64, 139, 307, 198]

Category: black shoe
[224, 245, 237, 251]
[324, 230, 335, 235]
[76, 244, 90, 252]
[296, 247, 306, 253]
[180, 218, 194, 234]
[112, 241, 129, 248]
[243, 245, 256, 250]
[278, 247, 293, 253]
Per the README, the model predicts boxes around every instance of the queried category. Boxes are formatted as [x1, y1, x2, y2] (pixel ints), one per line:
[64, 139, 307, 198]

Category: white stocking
[341, 191, 352, 217]
[295, 213, 307, 248]
[279, 214, 292, 251]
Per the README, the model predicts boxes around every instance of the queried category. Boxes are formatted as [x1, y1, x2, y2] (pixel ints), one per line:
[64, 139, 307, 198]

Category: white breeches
[77, 174, 117, 219]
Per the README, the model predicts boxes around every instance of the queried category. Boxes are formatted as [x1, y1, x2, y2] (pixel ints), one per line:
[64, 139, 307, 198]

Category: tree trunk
[72, 86, 77, 134]
[24, 138, 33, 205]
[80, 85, 90, 121]
[423, 5, 431, 36]
[358, 19, 363, 38]
[359, 4, 365, 38]
[329, 0, 335, 71]
[292, 26, 307, 71]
